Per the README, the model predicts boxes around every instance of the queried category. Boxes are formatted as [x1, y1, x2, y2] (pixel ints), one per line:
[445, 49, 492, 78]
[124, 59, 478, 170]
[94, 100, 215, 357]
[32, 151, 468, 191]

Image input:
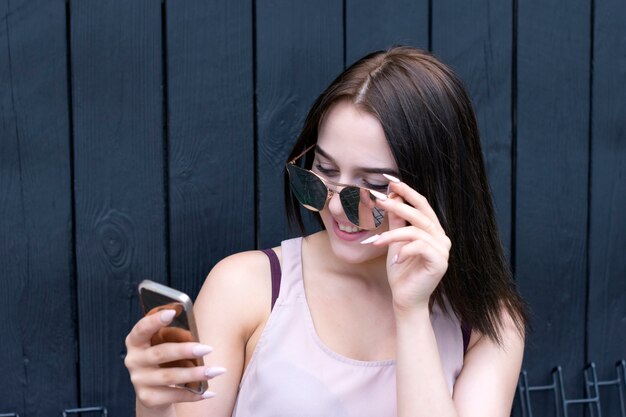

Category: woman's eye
[315, 164, 338, 176]
[363, 181, 388, 191]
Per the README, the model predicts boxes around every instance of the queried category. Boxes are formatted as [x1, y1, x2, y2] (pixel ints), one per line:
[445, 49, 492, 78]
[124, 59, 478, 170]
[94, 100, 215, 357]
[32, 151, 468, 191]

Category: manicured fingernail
[159, 309, 176, 324]
[383, 173, 401, 183]
[204, 366, 227, 378]
[370, 190, 388, 201]
[391, 254, 399, 265]
[202, 390, 217, 399]
[192, 344, 213, 357]
[360, 234, 381, 244]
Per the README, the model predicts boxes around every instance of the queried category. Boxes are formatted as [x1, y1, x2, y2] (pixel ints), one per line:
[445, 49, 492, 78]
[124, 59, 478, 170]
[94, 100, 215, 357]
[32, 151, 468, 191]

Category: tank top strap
[259, 237, 303, 310]
[275, 237, 304, 303]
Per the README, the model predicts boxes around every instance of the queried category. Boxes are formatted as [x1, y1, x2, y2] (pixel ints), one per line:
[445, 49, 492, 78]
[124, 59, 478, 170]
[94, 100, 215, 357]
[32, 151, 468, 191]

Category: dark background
[1, 0, 624, 416]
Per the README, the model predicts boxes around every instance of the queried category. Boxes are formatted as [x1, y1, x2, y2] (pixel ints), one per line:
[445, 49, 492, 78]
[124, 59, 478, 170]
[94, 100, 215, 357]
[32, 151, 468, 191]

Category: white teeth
[338, 223, 360, 233]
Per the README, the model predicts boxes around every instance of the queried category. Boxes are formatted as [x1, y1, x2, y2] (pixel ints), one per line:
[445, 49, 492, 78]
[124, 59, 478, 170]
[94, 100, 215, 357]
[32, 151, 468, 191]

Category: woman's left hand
[366, 178, 451, 313]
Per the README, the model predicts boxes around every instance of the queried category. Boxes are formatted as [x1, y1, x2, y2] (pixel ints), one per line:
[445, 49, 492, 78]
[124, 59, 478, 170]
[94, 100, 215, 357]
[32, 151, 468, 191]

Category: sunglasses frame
[285, 144, 389, 229]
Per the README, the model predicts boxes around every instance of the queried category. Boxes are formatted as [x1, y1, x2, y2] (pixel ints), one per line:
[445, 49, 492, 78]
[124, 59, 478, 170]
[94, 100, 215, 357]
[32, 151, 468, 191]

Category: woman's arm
[126, 250, 272, 417]
[452, 313, 525, 416]
[175, 250, 273, 416]
[369, 178, 524, 416]
[395, 306, 456, 416]
[395, 306, 524, 417]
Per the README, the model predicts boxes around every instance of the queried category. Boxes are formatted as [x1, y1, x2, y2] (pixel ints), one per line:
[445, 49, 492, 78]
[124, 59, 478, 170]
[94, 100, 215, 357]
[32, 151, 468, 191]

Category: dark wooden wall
[0, 1, 624, 416]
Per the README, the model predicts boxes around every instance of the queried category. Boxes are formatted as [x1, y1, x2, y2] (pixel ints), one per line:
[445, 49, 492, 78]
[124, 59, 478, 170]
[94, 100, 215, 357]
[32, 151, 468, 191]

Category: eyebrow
[315, 145, 400, 176]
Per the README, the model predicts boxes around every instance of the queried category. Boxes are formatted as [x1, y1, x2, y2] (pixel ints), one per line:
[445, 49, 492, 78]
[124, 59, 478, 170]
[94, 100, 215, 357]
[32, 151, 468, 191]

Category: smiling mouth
[337, 222, 362, 233]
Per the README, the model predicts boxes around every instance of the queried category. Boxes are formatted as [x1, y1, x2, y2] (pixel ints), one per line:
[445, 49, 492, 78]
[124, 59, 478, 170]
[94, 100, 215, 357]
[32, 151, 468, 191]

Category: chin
[323, 219, 388, 264]
[329, 241, 386, 265]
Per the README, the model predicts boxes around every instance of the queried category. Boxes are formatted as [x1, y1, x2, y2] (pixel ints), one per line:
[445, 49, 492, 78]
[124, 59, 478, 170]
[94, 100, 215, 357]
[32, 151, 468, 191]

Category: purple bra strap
[461, 322, 472, 355]
[260, 249, 281, 310]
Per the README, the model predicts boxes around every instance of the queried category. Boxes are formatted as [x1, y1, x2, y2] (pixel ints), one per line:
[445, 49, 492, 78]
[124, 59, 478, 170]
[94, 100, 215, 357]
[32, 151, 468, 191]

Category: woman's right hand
[124, 309, 226, 411]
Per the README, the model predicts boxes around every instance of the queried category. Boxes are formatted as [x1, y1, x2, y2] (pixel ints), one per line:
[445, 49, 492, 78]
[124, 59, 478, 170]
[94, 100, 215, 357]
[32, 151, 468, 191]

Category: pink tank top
[231, 237, 464, 417]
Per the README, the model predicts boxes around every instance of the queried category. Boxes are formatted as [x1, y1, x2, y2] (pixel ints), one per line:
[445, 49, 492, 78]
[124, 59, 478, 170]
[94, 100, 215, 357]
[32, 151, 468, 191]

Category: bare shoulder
[204, 249, 279, 291]
[193, 247, 284, 340]
[194, 248, 281, 337]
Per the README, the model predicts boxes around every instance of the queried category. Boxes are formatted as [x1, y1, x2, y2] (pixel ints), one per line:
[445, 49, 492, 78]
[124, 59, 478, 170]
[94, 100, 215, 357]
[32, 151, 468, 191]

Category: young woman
[124, 46, 527, 417]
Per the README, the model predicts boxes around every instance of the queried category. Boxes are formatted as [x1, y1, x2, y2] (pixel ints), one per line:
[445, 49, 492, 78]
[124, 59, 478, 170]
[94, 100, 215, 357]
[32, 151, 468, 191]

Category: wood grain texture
[516, 1, 590, 415]
[70, 0, 166, 414]
[432, 0, 513, 259]
[0, 0, 77, 415]
[166, 0, 255, 299]
[345, 0, 429, 66]
[256, 0, 343, 248]
[1, 2, 625, 416]
[587, 0, 626, 414]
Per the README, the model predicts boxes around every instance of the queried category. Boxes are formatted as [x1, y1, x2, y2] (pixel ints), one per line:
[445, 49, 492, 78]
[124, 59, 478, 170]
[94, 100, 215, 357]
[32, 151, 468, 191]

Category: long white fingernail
[192, 344, 213, 357]
[159, 309, 176, 324]
[204, 366, 227, 378]
[383, 173, 401, 183]
[360, 234, 381, 244]
[202, 390, 217, 399]
[370, 190, 388, 201]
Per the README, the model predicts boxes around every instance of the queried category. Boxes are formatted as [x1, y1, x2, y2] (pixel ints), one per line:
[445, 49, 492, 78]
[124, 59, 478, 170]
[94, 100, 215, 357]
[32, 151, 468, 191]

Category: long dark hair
[284, 46, 527, 342]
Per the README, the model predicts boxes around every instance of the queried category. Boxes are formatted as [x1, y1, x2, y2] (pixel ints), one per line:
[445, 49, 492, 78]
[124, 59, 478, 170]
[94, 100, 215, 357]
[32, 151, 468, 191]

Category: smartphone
[138, 279, 208, 394]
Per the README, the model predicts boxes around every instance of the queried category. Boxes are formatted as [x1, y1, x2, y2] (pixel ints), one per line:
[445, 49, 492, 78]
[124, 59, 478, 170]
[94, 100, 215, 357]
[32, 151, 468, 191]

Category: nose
[326, 189, 345, 218]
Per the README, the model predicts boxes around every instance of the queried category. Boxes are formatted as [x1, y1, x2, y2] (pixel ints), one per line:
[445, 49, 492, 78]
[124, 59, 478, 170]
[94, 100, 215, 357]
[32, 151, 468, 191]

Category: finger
[126, 309, 177, 348]
[158, 358, 198, 369]
[139, 342, 214, 367]
[136, 386, 214, 408]
[386, 181, 444, 231]
[393, 239, 448, 270]
[373, 192, 440, 235]
[133, 365, 226, 388]
[370, 227, 449, 257]
[385, 194, 408, 231]
[154, 327, 194, 343]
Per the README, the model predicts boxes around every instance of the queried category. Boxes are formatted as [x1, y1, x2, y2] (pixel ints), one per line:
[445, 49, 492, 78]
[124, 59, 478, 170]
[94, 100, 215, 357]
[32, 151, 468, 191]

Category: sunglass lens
[339, 187, 385, 230]
[287, 165, 328, 211]
[339, 187, 361, 226]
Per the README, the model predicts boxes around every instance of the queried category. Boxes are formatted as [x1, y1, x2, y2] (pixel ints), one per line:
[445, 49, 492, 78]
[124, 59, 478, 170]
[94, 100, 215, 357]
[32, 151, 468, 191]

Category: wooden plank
[70, 0, 165, 414]
[432, 0, 513, 259]
[0, 0, 77, 415]
[345, 0, 429, 66]
[516, 1, 590, 415]
[166, 0, 255, 298]
[256, 1, 344, 248]
[587, 1, 626, 415]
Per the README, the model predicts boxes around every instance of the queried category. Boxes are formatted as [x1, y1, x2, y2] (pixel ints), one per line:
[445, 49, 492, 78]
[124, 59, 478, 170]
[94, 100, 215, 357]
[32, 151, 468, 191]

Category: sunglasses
[285, 145, 390, 230]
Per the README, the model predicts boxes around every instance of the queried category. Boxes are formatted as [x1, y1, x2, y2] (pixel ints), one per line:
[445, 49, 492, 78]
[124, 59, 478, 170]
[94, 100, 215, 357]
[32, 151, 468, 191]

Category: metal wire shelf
[518, 360, 626, 417]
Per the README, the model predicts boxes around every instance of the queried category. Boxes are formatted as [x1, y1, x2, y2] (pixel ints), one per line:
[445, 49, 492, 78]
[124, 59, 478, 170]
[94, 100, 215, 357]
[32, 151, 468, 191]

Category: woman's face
[313, 100, 400, 264]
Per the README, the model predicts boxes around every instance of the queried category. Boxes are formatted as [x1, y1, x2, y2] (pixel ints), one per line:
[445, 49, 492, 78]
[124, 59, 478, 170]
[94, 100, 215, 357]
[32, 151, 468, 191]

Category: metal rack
[62, 407, 108, 417]
[518, 360, 626, 417]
